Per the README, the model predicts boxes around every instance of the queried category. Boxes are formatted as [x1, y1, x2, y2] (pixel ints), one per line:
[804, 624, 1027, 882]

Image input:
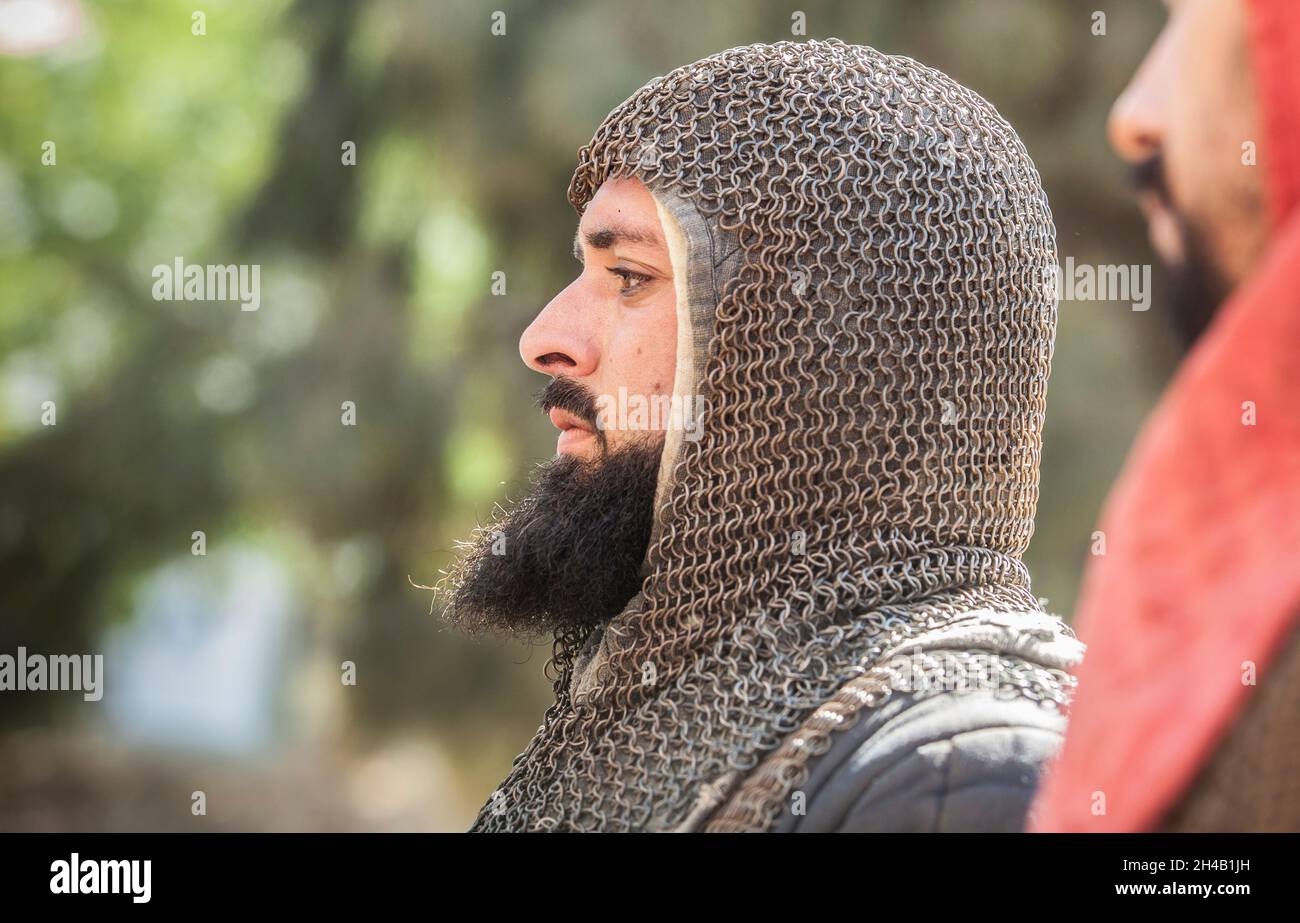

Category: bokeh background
[0, 0, 1175, 830]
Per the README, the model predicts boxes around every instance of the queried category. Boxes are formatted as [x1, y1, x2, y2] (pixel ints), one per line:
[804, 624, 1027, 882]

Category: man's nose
[1108, 35, 1171, 165]
[518, 283, 597, 377]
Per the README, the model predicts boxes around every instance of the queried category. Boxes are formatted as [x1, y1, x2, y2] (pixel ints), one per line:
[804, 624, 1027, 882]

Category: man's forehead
[579, 179, 664, 235]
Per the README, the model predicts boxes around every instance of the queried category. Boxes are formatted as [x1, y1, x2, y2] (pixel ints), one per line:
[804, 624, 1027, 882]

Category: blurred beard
[1133, 156, 1233, 351]
[440, 434, 663, 639]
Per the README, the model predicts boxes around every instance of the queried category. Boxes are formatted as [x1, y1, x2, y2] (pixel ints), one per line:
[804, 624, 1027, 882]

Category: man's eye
[608, 267, 652, 295]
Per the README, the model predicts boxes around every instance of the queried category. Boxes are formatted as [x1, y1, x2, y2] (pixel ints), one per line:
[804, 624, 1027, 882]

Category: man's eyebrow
[572, 224, 660, 262]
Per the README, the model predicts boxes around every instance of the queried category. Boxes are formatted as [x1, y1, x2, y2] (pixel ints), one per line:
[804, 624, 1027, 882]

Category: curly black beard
[440, 428, 663, 640]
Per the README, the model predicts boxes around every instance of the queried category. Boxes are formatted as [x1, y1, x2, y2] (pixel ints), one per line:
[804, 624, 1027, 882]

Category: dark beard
[1132, 156, 1233, 351]
[440, 435, 663, 639]
[1162, 220, 1229, 352]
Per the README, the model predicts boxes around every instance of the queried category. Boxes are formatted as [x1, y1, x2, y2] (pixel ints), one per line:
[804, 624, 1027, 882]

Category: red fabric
[1028, 0, 1300, 832]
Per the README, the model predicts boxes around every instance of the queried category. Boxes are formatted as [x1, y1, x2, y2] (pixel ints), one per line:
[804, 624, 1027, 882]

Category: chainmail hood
[474, 38, 1063, 832]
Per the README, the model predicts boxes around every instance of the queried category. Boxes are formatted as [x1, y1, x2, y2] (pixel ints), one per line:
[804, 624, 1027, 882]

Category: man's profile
[442, 39, 1082, 833]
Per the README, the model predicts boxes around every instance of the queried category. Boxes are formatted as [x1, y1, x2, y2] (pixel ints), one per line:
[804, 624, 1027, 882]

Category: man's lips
[547, 407, 593, 434]
[548, 407, 598, 453]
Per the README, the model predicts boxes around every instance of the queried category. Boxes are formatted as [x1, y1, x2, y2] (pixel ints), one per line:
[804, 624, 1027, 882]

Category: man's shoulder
[776, 687, 1068, 832]
[699, 608, 1083, 833]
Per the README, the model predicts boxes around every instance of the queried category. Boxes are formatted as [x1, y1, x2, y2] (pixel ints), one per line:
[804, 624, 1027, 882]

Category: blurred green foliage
[0, 0, 1172, 819]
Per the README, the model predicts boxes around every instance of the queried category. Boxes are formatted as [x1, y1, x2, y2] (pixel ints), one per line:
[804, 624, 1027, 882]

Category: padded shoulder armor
[702, 610, 1084, 832]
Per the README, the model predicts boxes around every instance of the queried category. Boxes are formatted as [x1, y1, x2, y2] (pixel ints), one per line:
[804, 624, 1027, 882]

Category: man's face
[1108, 0, 1268, 345]
[519, 176, 677, 460]
[440, 177, 678, 637]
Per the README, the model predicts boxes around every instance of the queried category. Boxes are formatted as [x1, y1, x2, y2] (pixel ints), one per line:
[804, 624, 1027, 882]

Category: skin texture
[519, 177, 678, 461]
[1109, 0, 1268, 295]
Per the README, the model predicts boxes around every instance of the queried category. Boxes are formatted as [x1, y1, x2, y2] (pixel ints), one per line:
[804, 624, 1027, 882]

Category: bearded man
[1031, 0, 1300, 832]
[444, 39, 1082, 833]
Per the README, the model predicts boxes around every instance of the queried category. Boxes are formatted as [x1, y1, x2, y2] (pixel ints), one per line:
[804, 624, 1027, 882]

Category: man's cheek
[615, 333, 675, 397]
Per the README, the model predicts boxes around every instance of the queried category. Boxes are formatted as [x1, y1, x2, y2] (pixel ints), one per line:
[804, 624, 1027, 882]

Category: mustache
[536, 376, 600, 430]
[1131, 154, 1170, 202]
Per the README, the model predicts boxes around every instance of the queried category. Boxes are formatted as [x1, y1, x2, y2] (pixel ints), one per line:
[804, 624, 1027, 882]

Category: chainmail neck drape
[474, 39, 1061, 832]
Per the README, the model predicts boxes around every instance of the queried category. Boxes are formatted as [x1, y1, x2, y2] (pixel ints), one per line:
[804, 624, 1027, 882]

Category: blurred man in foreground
[1030, 0, 1300, 831]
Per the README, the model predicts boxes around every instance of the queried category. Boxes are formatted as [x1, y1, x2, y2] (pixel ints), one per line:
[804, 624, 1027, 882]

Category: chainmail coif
[473, 38, 1068, 832]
